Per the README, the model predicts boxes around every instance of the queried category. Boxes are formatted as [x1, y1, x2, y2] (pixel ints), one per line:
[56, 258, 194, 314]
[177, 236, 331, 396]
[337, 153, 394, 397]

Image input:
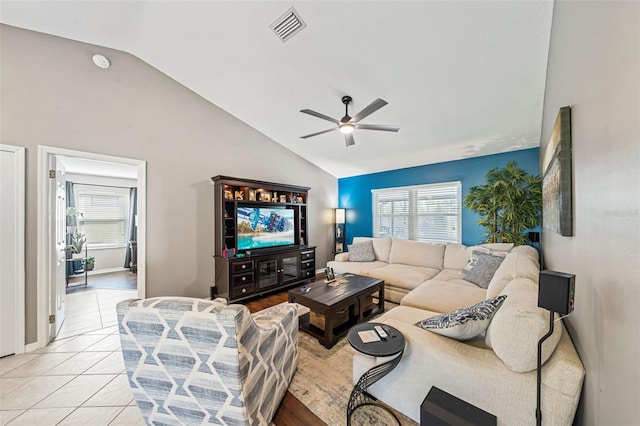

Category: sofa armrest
[334, 252, 350, 262]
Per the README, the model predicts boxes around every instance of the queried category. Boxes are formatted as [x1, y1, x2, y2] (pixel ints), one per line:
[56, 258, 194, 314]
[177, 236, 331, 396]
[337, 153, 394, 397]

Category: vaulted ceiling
[0, 1, 553, 178]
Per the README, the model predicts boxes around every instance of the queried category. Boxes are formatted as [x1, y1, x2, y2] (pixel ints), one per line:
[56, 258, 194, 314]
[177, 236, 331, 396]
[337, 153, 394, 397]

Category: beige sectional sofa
[328, 237, 585, 425]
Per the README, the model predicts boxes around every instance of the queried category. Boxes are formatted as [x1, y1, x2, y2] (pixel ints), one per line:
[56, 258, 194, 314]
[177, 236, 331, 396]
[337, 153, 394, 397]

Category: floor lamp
[537, 270, 575, 425]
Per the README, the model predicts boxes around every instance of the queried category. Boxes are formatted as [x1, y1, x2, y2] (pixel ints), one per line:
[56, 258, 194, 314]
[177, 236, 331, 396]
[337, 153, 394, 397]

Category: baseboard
[25, 342, 39, 353]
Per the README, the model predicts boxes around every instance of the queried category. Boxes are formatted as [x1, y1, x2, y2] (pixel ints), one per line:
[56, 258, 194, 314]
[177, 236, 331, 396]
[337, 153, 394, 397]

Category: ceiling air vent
[270, 7, 306, 42]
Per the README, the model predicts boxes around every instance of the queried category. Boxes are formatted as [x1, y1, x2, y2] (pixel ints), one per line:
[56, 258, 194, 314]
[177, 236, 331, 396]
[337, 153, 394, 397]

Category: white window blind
[76, 185, 130, 247]
[372, 181, 461, 243]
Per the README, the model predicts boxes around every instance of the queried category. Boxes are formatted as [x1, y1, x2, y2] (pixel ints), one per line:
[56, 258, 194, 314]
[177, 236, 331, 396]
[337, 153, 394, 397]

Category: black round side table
[347, 322, 405, 426]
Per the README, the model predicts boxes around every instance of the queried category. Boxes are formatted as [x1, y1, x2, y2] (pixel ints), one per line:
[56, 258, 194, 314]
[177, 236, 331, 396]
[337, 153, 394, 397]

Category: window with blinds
[372, 181, 462, 243]
[76, 185, 130, 247]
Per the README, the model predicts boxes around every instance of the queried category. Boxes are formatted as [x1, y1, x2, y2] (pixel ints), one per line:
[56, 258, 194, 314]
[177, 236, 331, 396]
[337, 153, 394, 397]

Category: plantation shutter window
[76, 185, 130, 247]
[372, 181, 461, 243]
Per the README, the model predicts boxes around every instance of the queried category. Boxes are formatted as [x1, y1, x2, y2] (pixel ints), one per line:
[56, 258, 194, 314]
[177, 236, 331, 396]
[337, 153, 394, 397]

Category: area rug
[289, 311, 418, 425]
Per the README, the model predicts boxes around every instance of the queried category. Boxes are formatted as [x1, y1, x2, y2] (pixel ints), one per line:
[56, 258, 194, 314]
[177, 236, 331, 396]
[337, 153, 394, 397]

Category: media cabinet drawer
[302, 269, 315, 279]
[231, 283, 255, 299]
[231, 272, 254, 287]
[231, 260, 254, 274]
[301, 259, 314, 270]
[301, 250, 314, 261]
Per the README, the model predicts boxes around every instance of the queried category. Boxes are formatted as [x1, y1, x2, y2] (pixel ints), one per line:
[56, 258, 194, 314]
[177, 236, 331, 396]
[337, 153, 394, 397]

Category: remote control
[374, 325, 388, 339]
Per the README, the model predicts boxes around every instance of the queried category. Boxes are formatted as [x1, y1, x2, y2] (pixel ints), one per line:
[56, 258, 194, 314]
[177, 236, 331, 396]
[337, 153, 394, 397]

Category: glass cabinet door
[281, 254, 300, 285]
[257, 259, 278, 289]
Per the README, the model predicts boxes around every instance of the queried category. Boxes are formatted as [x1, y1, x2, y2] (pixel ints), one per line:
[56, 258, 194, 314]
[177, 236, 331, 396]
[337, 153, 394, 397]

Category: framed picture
[335, 242, 344, 253]
[224, 189, 233, 200]
[234, 190, 244, 201]
[279, 195, 287, 203]
[259, 192, 271, 202]
[542, 106, 573, 236]
[248, 190, 256, 201]
[296, 196, 304, 203]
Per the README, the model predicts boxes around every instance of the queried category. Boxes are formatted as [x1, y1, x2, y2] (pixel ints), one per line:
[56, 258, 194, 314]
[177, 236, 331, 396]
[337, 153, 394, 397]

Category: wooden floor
[245, 291, 327, 426]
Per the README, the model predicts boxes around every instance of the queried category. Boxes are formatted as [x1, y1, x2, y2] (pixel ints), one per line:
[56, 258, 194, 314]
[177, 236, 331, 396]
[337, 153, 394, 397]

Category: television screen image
[237, 206, 295, 250]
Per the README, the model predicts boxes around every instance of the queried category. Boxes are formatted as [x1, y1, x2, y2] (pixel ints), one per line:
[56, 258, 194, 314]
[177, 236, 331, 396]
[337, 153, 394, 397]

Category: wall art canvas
[542, 106, 573, 236]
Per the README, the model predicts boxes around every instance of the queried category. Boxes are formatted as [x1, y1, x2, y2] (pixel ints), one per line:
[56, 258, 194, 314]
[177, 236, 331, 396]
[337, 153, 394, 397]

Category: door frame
[0, 145, 26, 355]
[37, 145, 147, 350]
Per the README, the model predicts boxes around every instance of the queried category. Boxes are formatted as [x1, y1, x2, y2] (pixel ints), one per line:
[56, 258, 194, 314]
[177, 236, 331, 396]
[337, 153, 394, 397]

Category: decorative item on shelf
[81, 256, 95, 271]
[296, 196, 304, 203]
[222, 248, 236, 259]
[259, 192, 272, 202]
[224, 189, 233, 200]
[280, 195, 287, 203]
[234, 190, 244, 200]
[249, 189, 256, 201]
[335, 208, 346, 253]
[66, 207, 83, 234]
[273, 192, 278, 201]
[536, 270, 575, 426]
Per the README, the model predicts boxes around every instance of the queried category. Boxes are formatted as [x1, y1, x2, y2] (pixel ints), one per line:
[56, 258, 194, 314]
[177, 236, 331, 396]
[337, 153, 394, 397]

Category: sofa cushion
[485, 278, 562, 373]
[463, 251, 506, 289]
[363, 264, 440, 291]
[415, 295, 507, 340]
[443, 243, 475, 270]
[401, 280, 487, 313]
[432, 269, 473, 286]
[348, 240, 376, 262]
[389, 239, 445, 269]
[486, 250, 540, 298]
[480, 243, 514, 252]
[353, 237, 392, 263]
[326, 260, 386, 276]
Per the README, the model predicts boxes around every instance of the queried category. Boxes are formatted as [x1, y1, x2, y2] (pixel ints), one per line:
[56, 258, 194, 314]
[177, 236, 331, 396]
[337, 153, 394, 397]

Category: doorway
[37, 146, 146, 348]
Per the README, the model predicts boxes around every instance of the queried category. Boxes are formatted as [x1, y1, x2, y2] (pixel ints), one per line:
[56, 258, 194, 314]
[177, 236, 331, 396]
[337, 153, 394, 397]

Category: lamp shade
[335, 208, 346, 224]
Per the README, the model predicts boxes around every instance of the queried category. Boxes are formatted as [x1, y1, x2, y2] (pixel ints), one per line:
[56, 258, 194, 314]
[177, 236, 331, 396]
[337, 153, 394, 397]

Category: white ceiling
[0, 1, 554, 178]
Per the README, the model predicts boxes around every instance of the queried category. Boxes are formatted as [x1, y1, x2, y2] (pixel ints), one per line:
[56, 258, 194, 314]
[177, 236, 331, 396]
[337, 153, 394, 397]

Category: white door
[0, 146, 26, 356]
[49, 156, 67, 340]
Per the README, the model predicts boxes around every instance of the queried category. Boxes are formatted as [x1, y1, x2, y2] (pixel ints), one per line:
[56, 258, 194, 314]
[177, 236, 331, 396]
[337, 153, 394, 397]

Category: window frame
[371, 181, 462, 244]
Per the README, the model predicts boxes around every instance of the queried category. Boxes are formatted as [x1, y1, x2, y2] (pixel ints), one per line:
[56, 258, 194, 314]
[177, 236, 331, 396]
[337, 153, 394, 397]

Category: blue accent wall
[338, 148, 540, 246]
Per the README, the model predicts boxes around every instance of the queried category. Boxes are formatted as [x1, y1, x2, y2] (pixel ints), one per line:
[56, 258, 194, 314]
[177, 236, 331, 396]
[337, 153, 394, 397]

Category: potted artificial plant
[70, 233, 86, 259]
[81, 256, 95, 271]
[464, 161, 542, 245]
[66, 207, 83, 234]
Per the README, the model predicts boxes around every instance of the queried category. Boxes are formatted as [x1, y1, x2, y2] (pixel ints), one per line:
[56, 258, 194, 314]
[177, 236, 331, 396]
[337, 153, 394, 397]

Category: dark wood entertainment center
[211, 176, 316, 302]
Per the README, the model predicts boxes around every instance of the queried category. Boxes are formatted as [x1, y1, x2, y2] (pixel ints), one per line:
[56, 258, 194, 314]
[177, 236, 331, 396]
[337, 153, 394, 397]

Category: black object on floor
[420, 386, 497, 426]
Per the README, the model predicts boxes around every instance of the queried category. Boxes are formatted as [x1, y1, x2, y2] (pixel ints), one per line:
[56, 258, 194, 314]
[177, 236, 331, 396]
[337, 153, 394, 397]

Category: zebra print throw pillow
[415, 295, 508, 341]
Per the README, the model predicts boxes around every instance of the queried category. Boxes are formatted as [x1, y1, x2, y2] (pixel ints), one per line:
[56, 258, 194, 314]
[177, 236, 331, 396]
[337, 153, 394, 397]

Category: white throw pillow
[414, 295, 507, 341]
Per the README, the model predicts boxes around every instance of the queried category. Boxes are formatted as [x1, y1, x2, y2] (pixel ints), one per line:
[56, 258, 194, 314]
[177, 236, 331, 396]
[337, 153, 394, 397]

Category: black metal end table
[347, 322, 405, 426]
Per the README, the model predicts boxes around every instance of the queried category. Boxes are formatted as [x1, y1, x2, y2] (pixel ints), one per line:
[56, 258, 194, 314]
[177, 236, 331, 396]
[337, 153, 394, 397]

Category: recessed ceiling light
[92, 54, 110, 69]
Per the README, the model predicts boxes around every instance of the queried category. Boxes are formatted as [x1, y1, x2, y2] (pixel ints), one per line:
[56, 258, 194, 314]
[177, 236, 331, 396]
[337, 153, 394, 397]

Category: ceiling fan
[300, 95, 399, 147]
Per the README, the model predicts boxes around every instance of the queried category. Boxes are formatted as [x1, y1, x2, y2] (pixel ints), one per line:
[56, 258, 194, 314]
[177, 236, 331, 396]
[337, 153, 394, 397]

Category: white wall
[0, 24, 338, 345]
[541, 2, 639, 424]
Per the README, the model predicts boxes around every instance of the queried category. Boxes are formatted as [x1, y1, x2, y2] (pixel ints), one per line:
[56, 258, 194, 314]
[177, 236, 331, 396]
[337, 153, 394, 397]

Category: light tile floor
[0, 288, 144, 425]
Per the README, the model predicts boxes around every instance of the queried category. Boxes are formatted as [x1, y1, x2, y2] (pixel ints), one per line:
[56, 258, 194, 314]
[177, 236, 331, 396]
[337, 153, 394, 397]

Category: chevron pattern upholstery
[116, 297, 298, 425]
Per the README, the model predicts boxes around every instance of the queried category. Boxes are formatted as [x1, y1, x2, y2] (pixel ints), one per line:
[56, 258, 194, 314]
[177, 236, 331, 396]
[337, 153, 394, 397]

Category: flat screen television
[237, 206, 295, 250]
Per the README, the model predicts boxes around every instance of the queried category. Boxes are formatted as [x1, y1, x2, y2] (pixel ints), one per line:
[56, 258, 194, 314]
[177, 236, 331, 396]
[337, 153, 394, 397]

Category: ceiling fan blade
[300, 128, 337, 139]
[356, 124, 400, 132]
[300, 109, 340, 125]
[349, 98, 388, 123]
[345, 133, 355, 147]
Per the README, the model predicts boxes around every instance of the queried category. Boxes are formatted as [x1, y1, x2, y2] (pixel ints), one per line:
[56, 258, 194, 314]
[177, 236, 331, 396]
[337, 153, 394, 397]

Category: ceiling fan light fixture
[339, 123, 355, 134]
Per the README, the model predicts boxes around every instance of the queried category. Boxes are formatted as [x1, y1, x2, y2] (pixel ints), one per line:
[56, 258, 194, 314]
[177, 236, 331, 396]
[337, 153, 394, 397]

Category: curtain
[124, 187, 137, 269]
[65, 182, 81, 275]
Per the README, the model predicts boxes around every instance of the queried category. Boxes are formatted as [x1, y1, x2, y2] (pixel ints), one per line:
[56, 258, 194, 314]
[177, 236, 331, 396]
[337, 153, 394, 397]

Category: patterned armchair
[116, 297, 298, 425]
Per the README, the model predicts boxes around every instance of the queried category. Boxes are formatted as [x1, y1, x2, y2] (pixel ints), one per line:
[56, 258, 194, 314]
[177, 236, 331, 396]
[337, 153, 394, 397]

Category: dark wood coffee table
[288, 274, 385, 349]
